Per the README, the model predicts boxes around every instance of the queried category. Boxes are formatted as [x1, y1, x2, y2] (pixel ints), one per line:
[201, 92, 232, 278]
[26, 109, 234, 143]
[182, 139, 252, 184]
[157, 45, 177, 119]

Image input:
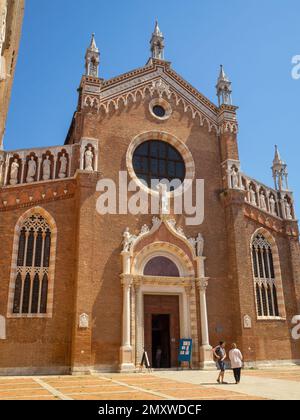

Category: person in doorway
[155, 346, 162, 368]
[229, 343, 243, 384]
[213, 341, 227, 384]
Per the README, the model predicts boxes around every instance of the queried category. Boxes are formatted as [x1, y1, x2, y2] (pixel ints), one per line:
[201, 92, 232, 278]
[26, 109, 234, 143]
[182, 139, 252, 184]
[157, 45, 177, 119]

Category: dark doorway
[152, 314, 171, 368]
[144, 295, 180, 368]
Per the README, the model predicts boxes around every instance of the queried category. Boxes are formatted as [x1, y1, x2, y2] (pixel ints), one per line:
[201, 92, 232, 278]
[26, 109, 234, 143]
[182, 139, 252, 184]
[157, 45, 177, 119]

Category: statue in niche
[270, 195, 276, 216]
[26, 156, 36, 183]
[231, 167, 239, 189]
[84, 146, 94, 171]
[42, 156, 51, 180]
[260, 192, 267, 211]
[10, 158, 19, 185]
[79, 313, 89, 329]
[249, 186, 257, 206]
[59, 153, 67, 178]
[285, 199, 293, 220]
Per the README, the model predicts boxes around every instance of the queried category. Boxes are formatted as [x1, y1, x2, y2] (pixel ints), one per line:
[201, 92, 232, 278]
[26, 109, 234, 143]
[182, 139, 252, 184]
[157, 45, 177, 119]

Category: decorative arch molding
[250, 227, 286, 320]
[83, 77, 223, 134]
[126, 130, 196, 196]
[123, 216, 202, 263]
[7, 206, 57, 318]
[133, 242, 195, 278]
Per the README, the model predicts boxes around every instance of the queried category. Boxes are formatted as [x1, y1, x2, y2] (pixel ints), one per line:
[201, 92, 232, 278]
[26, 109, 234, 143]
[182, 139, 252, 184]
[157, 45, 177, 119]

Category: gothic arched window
[11, 214, 53, 316]
[251, 233, 280, 318]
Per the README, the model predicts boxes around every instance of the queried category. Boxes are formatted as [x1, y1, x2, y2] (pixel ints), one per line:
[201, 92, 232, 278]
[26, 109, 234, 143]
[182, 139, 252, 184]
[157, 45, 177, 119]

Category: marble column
[196, 277, 214, 369]
[119, 251, 135, 372]
[135, 281, 144, 366]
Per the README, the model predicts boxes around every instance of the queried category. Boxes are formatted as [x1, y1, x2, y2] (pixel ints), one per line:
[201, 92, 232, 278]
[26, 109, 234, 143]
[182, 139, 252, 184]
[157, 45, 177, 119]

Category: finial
[85, 33, 100, 77]
[272, 145, 289, 191]
[150, 19, 165, 60]
[89, 33, 98, 52]
[273, 145, 282, 164]
[154, 19, 161, 36]
[216, 65, 232, 106]
[218, 65, 229, 82]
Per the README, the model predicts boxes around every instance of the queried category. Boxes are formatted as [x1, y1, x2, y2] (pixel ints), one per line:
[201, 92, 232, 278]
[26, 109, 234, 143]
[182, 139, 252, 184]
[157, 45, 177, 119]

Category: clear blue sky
[5, 0, 300, 206]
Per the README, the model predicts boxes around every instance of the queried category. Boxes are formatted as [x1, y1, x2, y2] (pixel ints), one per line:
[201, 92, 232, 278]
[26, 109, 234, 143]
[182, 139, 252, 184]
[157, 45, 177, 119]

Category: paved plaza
[0, 367, 299, 400]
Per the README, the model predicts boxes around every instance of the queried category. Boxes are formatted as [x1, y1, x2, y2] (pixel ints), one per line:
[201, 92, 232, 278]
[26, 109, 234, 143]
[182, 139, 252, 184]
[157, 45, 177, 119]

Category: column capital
[120, 274, 133, 288]
[133, 276, 142, 288]
[196, 277, 210, 292]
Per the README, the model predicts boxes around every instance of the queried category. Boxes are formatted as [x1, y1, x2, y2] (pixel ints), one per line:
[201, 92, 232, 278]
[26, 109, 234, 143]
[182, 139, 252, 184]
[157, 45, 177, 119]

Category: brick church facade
[0, 23, 299, 375]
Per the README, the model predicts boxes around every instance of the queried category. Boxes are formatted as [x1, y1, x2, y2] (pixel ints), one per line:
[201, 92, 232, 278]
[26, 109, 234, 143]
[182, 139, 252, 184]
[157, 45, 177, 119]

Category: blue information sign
[178, 338, 193, 363]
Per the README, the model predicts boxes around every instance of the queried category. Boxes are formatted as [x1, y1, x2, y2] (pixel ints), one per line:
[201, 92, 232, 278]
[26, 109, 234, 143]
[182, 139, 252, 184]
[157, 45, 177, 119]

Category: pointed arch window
[251, 233, 280, 318]
[11, 214, 53, 316]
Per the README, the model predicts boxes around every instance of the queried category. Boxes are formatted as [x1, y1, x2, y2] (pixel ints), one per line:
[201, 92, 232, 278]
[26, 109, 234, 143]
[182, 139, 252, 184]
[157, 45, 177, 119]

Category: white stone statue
[59, 153, 67, 178]
[260, 192, 267, 211]
[270, 195, 276, 216]
[196, 233, 204, 257]
[79, 313, 89, 329]
[231, 167, 239, 189]
[84, 146, 94, 171]
[10, 158, 19, 185]
[249, 186, 257, 206]
[42, 156, 51, 180]
[122, 227, 136, 252]
[285, 199, 293, 220]
[157, 183, 169, 214]
[26, 156, 36, 183]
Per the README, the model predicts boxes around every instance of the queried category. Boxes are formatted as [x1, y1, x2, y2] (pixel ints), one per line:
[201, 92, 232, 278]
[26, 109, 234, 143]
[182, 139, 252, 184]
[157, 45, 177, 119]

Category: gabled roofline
[100, 59, 218, 115]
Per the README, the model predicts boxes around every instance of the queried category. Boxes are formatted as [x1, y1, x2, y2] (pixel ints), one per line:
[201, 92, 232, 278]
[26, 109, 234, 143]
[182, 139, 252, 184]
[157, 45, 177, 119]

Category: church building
[0, 22, 299, 375]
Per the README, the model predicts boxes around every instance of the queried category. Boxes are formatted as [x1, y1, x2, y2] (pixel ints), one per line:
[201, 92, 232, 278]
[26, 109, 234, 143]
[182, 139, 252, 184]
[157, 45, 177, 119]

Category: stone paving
[0, 367, 299, 400]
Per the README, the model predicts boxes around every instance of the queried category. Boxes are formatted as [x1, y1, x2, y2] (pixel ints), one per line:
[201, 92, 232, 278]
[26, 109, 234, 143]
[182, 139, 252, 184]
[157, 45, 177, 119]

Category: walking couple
[213, 342, 243, 384]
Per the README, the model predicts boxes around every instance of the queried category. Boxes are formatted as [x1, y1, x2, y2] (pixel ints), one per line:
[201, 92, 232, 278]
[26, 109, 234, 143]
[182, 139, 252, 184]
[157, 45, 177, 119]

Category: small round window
[132, 140, 186, 191]
[149, 98, 172, 120]
[152, 105, 166, 118]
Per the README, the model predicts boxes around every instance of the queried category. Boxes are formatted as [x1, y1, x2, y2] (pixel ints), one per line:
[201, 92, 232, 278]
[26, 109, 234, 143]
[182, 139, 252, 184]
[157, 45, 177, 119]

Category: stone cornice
[0, 179, 76, 212]
[244, 204, 299, 237]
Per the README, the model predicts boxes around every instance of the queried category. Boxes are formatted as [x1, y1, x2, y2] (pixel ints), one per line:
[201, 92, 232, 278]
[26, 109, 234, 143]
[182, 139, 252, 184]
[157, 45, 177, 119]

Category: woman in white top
[229, 343, 243, 384]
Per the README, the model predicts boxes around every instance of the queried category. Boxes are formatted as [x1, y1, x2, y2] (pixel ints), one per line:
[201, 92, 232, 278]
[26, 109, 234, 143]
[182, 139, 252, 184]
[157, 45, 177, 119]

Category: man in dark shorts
[213, 341, 227, 384]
